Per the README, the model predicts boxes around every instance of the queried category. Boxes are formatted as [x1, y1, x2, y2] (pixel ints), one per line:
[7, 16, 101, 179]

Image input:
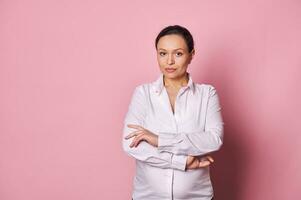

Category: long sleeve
[157, 86, 224, 156]
[122, 85, 188, 171]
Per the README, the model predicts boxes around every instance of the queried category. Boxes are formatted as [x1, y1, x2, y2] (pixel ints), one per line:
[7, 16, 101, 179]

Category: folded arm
[122, 86, 188, 171]
[157, 86, 224, 156]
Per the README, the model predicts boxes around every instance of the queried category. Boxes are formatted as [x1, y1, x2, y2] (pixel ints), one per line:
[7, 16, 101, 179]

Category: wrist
[186, 155, 194, 166]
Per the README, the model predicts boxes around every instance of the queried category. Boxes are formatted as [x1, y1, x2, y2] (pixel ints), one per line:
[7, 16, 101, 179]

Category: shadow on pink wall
[195, 45, 252, 200]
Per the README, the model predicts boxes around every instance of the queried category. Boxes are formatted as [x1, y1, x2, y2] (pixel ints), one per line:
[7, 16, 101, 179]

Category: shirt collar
[152, 72, 195, 96]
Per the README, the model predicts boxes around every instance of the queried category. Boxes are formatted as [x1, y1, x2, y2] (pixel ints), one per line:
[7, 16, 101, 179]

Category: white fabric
[122, 72, 224, 200]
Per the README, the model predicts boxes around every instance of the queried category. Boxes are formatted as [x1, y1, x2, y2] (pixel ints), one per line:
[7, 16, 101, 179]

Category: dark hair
[155, 25, 194, 53]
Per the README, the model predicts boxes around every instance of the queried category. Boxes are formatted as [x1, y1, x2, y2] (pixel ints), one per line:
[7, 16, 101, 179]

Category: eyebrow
[158, 48, 185, 51]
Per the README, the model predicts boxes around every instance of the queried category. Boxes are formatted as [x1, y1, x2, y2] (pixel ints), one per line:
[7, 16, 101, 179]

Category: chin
[163, 73, 178, 79]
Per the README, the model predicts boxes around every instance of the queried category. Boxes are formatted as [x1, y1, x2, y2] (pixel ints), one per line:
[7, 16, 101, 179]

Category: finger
[124, 130, 143, 139]
[132, 134, 145, 148]
[206, 156, 214, 163]
[200, 155, 214, 163]
[130, 134, 141, 148]
[198, 160, 211, 168]
[129, 137, 138, 148]
[127, 124, 144, 130]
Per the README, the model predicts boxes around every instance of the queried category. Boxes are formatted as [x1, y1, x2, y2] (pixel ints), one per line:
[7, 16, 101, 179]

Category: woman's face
[156, 34, 195, 79]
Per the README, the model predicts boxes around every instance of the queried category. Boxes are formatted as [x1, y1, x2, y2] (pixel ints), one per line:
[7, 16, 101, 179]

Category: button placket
[166, 169, 173, 199]
[174, 87, 186, 127]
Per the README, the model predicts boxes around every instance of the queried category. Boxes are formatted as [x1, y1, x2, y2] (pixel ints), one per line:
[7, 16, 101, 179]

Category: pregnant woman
[122, 25, 224, 200]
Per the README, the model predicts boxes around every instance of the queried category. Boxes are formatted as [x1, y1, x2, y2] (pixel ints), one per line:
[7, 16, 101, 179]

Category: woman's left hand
[125, 124, 158, 148]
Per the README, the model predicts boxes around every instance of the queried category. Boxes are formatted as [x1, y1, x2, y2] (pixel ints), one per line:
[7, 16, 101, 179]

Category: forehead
[157, 34, 188, 50]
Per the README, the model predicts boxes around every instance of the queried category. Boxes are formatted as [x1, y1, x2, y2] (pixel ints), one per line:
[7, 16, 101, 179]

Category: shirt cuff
[171, 154, 187, 171]
[157, 132, 182, 152]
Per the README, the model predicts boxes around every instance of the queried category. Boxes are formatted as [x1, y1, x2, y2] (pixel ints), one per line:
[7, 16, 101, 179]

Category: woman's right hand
[185, 155, 214, 170]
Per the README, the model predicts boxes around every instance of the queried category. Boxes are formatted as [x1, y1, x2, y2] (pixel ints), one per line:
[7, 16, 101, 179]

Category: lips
[165, 68, 176, 73]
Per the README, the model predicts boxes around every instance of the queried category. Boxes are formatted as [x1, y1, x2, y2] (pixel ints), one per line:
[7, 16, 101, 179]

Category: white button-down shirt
[122, 72, 224, 200]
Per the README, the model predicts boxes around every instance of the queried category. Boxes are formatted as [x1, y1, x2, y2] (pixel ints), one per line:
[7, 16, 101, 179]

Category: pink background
[1, 0, 300, 199]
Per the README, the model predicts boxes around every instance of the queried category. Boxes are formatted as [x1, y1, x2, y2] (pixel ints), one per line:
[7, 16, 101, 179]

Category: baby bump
[173, 167, 213, 199]
[136, 161, 169, 196]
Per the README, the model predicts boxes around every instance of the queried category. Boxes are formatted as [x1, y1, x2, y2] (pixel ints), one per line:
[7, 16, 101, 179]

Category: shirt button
[174, 114, 178, 120]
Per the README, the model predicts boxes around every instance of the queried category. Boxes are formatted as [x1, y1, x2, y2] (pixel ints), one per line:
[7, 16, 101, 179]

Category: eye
[159, 52, 166, 56]
[176, 52, 183, 57]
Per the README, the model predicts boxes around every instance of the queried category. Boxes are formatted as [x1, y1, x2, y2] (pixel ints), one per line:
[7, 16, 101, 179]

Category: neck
[163, 72, 189, 89]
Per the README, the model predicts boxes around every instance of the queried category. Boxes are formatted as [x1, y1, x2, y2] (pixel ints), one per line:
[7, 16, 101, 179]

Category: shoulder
[133, 83, 151, 94]
[131, 83, 152, 100]
[194, 83, 218, 95]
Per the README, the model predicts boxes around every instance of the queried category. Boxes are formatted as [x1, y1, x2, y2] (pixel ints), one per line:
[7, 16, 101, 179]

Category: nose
[167, 53, 175, 65]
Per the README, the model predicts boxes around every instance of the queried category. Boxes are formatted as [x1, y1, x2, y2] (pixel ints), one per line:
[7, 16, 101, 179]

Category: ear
[188, 49, 195, 64]
[191, 48, 195, 58]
